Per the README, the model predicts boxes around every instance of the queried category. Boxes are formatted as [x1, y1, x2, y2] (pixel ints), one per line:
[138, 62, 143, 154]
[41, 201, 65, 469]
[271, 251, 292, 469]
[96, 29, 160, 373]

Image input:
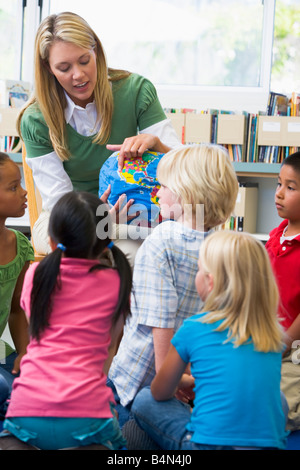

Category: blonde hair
[17, 12, 130, 161]
[199, 230, 283, 352]
[157, 144, 238, 229]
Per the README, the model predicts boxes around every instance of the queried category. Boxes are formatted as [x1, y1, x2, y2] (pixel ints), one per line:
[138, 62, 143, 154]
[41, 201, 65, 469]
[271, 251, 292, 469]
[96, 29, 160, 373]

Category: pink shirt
[6, 258, 120, 418]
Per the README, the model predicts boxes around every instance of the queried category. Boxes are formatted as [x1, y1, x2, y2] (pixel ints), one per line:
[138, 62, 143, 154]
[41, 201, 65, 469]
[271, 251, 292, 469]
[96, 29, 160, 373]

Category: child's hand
[100, 184, 140, 224]
[12, 352, 25, 375]
[175, 373, 195, 404]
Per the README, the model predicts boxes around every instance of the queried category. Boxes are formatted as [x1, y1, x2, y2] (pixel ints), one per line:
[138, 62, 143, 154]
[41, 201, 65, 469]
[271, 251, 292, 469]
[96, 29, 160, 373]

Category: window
[271, 0, 300, 94]
[4, 0, 295, 113]
[49, 0, 265, 88]
[0, 1, 23, 80]
[47, 0, 275, 111]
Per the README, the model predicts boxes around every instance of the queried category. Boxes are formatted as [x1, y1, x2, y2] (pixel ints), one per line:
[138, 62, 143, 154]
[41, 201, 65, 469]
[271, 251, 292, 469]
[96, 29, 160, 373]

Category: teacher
[17, 11, 181, 262]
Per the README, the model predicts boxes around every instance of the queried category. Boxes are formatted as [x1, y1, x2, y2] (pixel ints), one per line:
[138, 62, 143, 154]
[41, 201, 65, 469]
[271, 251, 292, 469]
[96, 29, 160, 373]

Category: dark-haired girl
[0, 152, 34, 418]
[3, 191, 132, 450]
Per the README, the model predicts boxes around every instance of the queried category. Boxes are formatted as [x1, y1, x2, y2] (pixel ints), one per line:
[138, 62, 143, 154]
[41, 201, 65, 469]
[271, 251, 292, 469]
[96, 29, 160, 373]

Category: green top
[21, 73, 167, 196]
[0, 230, 34, 358]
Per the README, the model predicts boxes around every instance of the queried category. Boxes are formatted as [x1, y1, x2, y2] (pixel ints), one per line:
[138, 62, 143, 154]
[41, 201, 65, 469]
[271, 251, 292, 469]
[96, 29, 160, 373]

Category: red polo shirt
[266, 219, 300, 331]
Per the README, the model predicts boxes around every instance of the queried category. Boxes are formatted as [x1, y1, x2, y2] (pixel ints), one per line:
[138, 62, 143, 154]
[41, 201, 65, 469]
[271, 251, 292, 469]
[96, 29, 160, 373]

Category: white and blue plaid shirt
[108, 220, 209, 407]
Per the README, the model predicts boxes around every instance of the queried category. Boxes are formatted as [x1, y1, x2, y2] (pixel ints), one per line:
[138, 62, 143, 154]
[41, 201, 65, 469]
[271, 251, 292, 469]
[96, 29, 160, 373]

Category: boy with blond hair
[108, 144, 239, 425]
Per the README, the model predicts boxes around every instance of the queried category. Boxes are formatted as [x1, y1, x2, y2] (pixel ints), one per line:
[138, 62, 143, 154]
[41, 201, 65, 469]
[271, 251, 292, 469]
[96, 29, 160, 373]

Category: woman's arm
[151, 344, 188, 401]
[26, 151, 73, 211]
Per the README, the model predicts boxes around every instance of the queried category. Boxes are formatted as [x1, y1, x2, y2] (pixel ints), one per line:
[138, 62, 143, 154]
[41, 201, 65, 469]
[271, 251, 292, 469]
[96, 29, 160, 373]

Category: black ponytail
[29, 249, 63, 340]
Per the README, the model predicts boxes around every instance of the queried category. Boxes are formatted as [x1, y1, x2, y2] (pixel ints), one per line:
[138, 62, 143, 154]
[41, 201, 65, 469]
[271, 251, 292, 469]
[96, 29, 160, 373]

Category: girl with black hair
[3, 191, 132, 450]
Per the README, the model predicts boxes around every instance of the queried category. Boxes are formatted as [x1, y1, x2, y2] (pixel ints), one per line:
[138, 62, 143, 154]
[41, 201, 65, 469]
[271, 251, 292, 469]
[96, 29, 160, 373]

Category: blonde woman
[18, 12, 180, 257]
[108, 144, 239, 426]
[130, 230, 288, 450]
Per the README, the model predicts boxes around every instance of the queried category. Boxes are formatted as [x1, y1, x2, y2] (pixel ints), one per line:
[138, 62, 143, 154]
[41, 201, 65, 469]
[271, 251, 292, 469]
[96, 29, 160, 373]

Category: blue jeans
[0, 353, 18, 420]
[106, 378, 133, 428]
[131, 386, 235, 450]
[0, 352, 18, 389]
[0, 374, 9, 409]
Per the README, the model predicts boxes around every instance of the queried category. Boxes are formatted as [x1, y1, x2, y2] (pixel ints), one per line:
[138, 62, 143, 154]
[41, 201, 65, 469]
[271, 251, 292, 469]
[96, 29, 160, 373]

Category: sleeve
[171, 321, 191, 363]
[25, 152, 73, 211]
[134, 76, 167, 131]
[131, 230, 178, 329]
[19, 232, 35, 263]
[21, 105, 73, 212]
[140, 119, 182, 149]
[20, 106, 54, 158]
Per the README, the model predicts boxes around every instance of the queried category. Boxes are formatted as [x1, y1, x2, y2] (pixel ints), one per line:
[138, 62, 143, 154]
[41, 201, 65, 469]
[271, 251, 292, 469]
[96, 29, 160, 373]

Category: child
[0, 152, 34, 409]
[131, 230, 288, 450]
[265, 150, 300, 431]
[108, 144, 239, 426]
[3, 191, 132, 450]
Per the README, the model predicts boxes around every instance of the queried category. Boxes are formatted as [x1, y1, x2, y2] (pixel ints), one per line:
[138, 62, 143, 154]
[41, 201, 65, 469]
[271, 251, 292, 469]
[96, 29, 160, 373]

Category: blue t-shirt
[172, 312, 288, 449]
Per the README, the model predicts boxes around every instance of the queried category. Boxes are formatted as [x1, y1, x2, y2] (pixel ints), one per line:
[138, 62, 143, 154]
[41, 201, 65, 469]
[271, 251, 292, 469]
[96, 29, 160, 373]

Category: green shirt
[0, 230, 34, 358]
[21, 73, 167, 196]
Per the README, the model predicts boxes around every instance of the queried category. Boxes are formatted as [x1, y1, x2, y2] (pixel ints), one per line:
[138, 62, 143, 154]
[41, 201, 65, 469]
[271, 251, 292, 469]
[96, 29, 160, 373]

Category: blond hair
[199, 230, 283, 352]
[157, 144, 238, 229]
[17, 12, 130, 161]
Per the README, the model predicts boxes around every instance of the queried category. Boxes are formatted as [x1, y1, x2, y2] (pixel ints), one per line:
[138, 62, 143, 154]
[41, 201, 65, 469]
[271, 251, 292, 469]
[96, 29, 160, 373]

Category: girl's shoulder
[14, 230, 35, 261]
[0, 231, 34, 282]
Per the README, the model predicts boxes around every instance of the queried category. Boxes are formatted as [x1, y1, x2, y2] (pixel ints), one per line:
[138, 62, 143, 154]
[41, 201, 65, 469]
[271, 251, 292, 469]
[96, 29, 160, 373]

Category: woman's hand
[107, 134, 162, 170]
[99, 184, 139, 224]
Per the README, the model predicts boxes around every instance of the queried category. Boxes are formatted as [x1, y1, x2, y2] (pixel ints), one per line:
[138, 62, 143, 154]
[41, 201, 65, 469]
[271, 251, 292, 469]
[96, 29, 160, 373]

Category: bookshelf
[233, 163, 281, 240]
[166, 101, 299, 240]
[1, 106, 298, 239]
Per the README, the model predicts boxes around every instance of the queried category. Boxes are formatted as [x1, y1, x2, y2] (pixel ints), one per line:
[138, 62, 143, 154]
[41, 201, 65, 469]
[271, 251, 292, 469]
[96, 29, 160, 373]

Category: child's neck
[0, 219, 8, 237]
[284, 220, 300, 237]
[0, 222, 16, 265]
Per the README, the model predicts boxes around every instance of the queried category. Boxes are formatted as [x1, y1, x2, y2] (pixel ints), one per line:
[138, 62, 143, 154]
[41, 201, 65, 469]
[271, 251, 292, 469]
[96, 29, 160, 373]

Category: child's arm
[153, 328, 195, 403]
[151, 344, 190, 401]
[153, 327, 174, 372]
[9, 262, 30, 374]
[284, 313, 300, 355]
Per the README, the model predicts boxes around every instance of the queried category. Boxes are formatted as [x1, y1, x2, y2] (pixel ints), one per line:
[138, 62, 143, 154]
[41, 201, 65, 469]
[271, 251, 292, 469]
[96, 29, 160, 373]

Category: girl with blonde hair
[129, 230, 288, 450]
[19, 11, 180, 257]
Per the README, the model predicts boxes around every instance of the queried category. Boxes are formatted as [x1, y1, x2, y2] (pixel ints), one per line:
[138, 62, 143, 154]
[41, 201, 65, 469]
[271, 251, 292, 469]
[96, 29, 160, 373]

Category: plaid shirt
[108, 220, 208, 406]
